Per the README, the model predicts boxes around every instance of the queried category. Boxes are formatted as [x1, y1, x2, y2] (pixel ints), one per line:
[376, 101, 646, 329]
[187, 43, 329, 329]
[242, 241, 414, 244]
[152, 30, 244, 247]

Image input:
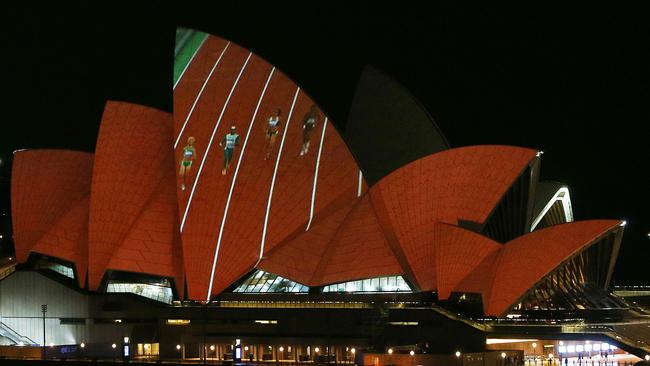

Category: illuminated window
[166, 319, 191, 325]
[234, 270, 308, 293]
[107, 282, 173, 304]
[567, 346, 575, 353]
[254, 320, 278, 324]
[38, 261, 74, 279]
[322, 276, 412, 293]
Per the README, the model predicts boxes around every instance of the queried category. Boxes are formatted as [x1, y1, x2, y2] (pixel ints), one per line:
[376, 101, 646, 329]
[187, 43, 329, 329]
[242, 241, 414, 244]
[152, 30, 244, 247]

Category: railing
[0, 264, 15, 281]
[0, 321, 37, 345]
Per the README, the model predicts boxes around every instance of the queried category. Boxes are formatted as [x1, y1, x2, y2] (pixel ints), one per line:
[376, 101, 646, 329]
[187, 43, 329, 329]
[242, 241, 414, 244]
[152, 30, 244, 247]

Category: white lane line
[174, 41, 231, 148]
[357, 170, 363, 197]
[180, 52, 253, 232]
[255, 87, 301, 267]
[206, 67, 276, 300]
[305, 117, 328, 231]
[173, 33, 209, 90]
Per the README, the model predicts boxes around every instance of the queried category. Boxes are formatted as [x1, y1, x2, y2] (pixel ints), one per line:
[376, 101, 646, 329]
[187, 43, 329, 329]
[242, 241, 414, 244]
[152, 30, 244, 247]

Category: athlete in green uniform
[219, 126, 240, 175]
[179, 136, 196, 191]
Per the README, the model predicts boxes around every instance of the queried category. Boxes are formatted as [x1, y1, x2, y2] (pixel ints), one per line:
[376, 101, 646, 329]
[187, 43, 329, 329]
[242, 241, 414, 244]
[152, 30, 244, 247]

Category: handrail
[0, 264, 15, 281]
[0, 321, 37, 345]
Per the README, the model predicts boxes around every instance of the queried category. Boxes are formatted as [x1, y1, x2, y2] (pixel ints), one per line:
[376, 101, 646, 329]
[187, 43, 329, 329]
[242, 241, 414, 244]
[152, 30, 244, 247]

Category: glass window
[322, 276, 412, 293]
[363, 279, 371, 290]
[107, 282, 173, 304]
[233, 270, 309, 293]
[371, 278, 380, 291]
[41, 262, 75, 279]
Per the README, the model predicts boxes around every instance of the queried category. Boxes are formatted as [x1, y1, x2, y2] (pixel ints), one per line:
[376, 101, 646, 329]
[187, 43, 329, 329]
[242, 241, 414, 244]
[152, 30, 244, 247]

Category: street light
[176, 344, 182, 350]
[388, 348, 393, 355]
[41, 304, 47, 360]
[351, 348, 356, 355]
[645, 354, 650, 362]
[410, 350, 415, 356]
[455, 351, 461, 358]
[80, 343, 85, 348]
[111, 343, 117, 362]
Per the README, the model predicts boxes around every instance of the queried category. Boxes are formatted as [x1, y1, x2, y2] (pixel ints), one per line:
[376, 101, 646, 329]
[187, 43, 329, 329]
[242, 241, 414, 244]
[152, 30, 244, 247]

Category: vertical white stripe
[173, 33, 209, 90]
[305, 117, 328, 231]
[174, 42, 231, 148]
[357, 170, 363, 197]
[180, 52, 253, 232]
[206, 67, 276, 300]
[255, 87, 301, 267]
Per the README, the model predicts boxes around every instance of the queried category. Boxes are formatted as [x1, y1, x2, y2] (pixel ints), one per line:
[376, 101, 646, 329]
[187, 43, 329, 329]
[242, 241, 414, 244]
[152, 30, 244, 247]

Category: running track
[173, 35, 363, 300]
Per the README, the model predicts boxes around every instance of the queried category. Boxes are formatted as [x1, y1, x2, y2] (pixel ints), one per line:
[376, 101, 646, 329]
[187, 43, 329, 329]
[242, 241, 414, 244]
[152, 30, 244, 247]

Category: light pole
[112, 343, 117, 361]
[41, 304, 47, 360]
[532, 343, 537, 365]
[456, 351, 462, 366]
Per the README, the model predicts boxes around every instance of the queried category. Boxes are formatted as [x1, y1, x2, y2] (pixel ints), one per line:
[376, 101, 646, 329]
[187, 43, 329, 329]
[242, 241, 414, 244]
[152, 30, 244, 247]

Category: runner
[219, 126, 240, 175]
[179, 136, 196, 191]
[299, 104, 321, 156]
[264, 109, 282, 160]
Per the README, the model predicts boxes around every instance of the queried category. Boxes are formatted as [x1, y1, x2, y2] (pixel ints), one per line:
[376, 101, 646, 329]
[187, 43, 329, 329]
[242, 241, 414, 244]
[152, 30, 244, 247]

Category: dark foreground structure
[1, 30, 649, 365]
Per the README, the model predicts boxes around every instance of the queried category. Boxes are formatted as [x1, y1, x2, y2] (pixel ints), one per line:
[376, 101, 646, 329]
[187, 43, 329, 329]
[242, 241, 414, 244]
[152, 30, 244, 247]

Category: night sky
[1, 3, 648, 284]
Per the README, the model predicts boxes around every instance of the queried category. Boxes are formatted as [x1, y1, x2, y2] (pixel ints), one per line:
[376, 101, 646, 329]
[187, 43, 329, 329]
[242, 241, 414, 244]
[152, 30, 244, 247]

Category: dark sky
[1, 2, 648, 284]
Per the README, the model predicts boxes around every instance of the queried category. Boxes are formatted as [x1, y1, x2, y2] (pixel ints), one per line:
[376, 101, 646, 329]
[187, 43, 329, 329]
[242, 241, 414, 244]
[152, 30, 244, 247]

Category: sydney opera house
[0, 29, 647, 364]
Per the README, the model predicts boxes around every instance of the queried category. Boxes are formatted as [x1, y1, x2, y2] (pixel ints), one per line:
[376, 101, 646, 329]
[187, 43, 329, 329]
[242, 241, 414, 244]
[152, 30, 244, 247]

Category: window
[322, 276, 412, 293]
[234, 270, 309, 293]
[106, 282, 174, 304]
[38, 261, 74, 279]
